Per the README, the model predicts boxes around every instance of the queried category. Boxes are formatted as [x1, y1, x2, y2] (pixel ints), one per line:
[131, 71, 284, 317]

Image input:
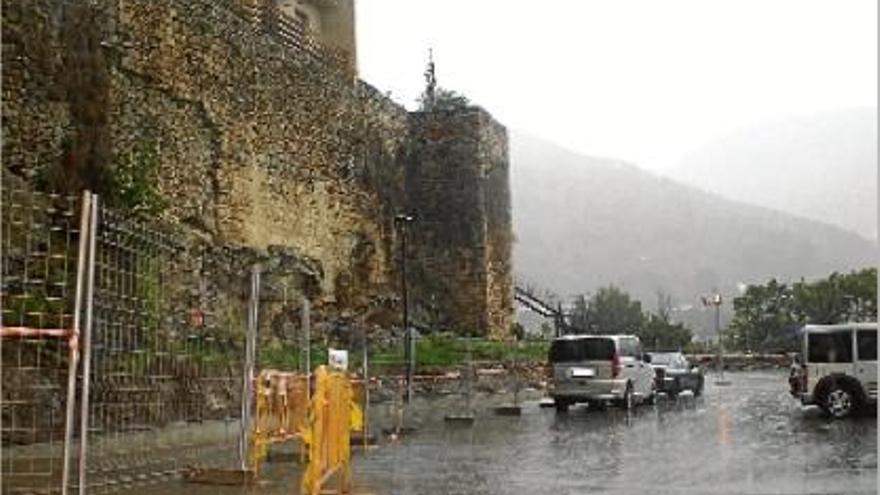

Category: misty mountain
[670, 107, 877, 239]
[511, 131, 876, 335]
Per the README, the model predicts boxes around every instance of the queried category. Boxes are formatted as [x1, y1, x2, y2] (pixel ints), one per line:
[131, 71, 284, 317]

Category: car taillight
[611, 352, 622, 379]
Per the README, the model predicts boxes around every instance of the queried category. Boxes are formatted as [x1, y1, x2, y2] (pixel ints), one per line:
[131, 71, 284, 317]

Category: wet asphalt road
[134, 370, 877, 495]
[352, 370, 876, 495]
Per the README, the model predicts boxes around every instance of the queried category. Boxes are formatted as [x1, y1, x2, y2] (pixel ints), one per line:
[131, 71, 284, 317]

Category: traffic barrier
[349, 378, 369, 446]
[300, 365, 363, 495]
[248, 369, 310, 473]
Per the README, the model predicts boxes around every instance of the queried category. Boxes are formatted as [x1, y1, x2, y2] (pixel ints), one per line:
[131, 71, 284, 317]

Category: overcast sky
[356, 0, 877, 173]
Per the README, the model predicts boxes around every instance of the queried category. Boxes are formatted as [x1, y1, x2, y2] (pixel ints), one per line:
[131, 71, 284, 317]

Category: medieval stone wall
[479, 113, 515, 338]
[2, 0, 512, 338]
[406, 108, 512, 337]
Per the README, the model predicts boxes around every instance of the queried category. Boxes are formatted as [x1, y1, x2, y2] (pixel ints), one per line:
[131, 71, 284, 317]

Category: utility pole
[395, 213, 414, 403]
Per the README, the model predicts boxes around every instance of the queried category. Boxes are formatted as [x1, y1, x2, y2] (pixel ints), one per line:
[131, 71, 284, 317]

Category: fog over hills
[670, 107, 877, 239]
[511, 130, 876, 324]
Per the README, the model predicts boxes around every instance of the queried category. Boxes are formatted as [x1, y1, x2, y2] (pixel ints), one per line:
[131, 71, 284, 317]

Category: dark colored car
[645, 352, 704, 397]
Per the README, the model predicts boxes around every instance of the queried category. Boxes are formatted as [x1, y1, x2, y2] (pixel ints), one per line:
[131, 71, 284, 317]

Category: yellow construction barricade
[300, 365, 363, 495]
[248, 369, 310, 473]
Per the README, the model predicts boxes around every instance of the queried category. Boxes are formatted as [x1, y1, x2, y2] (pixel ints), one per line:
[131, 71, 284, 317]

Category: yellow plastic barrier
[248, 370, 310, 473]
[349, 378, 366, 433]
[300, 365, 363, 495]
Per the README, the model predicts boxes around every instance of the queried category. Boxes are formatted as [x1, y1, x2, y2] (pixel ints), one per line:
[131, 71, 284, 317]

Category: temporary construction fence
[2, 189, 252, 494]
[247, 369, 310, 472]
[1, 188, 87, 495]
[300, 365, 363, 495]
[1, 186, 548, 495]
[81, 203, 251, 493]
[2, 185, 378, 494]
[245, 366, 368, 492]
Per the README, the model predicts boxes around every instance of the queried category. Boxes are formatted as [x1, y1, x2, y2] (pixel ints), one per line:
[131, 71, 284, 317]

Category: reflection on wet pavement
[132, 370, 877, 495]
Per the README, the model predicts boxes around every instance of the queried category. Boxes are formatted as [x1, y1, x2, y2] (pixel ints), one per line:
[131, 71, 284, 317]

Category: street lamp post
[702, 292, 729, 385]
[394, 213, 415, 403]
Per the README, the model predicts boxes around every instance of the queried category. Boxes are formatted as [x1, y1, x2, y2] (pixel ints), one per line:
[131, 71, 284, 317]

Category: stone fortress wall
[1, 0, 513, 338]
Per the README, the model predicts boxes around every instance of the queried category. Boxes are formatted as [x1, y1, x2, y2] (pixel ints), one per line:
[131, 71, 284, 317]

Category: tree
[793, 268, 877, 323]
[726, 268, 877, 352]
[791, 274, 848, 324]
[839, 267, 878, 321]
[583, 286, 643, 335]
[639, 314, 693, 351]
[539, 322, 554, 339]
[568, 294, 590, 332]
[726, 279, 795, 352]
[567, 286, 694, 348]
[418, 87, 469, 111]
[637, 290, 693, 350]
[656, 290, 674, 323]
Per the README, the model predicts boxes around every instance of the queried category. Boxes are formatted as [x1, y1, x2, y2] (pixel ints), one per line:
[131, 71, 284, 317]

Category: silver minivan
[548, 334, 655, 412]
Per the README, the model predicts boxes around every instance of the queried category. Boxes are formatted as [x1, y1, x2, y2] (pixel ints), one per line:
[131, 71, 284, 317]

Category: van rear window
[807, 332, 853, 363]
[549, 338, 615, 362]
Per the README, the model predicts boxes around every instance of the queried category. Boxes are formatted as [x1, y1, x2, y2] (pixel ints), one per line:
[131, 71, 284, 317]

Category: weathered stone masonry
[2, 0, 513, 337]
[407, 109, 513, 338]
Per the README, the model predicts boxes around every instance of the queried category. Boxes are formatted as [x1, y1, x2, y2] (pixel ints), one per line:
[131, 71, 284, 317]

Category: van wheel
[555, 400, 570, 413]
[823, 385, 859, 419]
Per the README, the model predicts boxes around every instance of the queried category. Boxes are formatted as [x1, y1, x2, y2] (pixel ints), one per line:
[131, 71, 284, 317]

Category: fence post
[61, 191, 90, 495]
[76, 194, 98, 494]
[362, 326, 369, 452]
[302, 297, 310, 402]
[239, 264, 260, 470]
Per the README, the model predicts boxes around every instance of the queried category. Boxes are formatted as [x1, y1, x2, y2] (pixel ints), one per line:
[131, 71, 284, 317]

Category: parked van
[548, 334, 655, 412]
[789, 322, 877, 418]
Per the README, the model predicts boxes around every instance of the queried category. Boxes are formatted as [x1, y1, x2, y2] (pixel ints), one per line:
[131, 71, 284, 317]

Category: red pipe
[0, 325, 72, 339]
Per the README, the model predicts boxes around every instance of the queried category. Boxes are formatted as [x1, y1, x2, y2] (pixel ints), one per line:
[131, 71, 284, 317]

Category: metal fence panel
[81, 202, 250, 493]
[1, 187, 85, 495]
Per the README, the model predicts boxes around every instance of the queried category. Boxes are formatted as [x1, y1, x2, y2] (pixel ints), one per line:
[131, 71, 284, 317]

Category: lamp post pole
[395, 214, 414, 403]
[715, 299, 722, 374]
[703, 292, 729, 385]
